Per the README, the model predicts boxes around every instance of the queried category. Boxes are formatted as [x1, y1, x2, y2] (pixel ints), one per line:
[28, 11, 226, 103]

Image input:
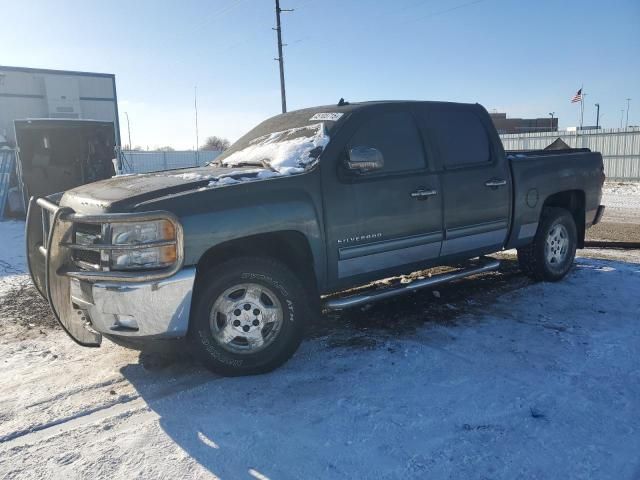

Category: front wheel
[517, 207, 577, 281]
[188, 257, 309, 376]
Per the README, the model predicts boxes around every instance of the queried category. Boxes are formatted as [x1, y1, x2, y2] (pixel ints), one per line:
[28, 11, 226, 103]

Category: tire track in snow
[24, 377, 128, 409]
[0, 372, 215, 447]
[0, 394, 143, 444]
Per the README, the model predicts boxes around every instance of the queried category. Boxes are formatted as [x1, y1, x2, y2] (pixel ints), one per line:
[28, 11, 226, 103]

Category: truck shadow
[119, 258, 532, 478]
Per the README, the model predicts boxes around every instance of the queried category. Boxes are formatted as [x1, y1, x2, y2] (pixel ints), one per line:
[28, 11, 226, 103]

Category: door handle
[484, 179, 507, 188]
[410, 189, 438, 199]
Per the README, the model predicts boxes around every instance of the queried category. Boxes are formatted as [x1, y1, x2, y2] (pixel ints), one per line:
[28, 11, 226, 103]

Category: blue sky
[2, 0, 639, 149]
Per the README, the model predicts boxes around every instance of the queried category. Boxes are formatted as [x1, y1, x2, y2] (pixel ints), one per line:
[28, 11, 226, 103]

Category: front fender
[180, 199, 325, 285]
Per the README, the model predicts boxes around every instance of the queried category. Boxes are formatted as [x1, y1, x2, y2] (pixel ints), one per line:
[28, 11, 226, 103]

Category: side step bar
[323, 258, 501, 311]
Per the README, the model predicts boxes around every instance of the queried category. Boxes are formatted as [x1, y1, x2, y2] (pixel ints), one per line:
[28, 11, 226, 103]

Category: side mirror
[345, 146, 384, 174]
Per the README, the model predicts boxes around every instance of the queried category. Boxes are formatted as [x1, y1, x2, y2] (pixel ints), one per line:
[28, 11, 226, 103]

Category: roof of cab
[287, 100, 481, 116]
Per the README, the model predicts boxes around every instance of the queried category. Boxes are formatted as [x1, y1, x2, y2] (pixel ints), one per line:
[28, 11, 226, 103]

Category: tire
[188, 257, 309, 376]
[517, 207, 577, 282]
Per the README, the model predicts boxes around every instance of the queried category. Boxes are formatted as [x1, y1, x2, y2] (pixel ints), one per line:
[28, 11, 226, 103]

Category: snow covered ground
[603, 181, 640, 202]
[602, 182, 640, 214]
[588, 182, 640, 243]
[1, 212, 640, 479]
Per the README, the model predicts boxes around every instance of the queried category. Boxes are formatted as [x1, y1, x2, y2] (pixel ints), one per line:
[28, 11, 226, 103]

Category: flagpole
[580, 84, 584, 130]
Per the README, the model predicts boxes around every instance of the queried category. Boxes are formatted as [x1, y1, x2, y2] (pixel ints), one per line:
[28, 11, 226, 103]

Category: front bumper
[26, 196, 194, 347]
[69, 267, 195, 338]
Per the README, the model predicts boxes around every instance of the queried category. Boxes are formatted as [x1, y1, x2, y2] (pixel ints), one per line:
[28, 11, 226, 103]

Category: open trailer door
[15, 119, 116, 200]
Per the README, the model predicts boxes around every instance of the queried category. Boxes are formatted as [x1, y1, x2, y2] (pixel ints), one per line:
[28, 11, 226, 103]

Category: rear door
[322, 106, 443, 285]
[419, 105, 511, 257]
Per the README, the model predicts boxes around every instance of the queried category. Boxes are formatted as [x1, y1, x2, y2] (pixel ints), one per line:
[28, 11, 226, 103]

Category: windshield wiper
[223, 159, 277, 171]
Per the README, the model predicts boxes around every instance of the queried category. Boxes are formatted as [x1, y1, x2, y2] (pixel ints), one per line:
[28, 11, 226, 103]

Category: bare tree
[157, 146, 175, 152]
[201, 136, 230, 151]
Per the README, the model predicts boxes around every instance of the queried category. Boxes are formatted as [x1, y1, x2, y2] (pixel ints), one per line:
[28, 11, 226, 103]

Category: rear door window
[429, 110, 490, 168]
[348, 112, 426, 174]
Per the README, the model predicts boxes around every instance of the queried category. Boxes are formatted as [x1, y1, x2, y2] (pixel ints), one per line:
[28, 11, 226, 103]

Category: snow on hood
[164, 168, 272, 190]
[203, 168, 284, 189]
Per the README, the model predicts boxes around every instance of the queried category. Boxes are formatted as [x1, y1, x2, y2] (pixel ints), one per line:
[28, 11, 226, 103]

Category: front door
[322, 108, 443, 286]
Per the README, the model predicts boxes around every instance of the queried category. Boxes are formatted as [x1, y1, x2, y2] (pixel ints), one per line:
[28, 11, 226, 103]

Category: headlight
[109, 219, 177, 271]
[111, 245, 177, 270]
[69, 212, 183, 280]
[111, 220, 175, 245]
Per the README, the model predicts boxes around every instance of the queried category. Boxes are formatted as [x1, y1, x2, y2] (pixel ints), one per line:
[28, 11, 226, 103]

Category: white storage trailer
[0, 66, 121, 216]
[0, 65, 120, 146]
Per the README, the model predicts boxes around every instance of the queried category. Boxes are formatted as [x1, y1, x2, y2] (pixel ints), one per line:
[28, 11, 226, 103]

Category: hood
[59, 165, 263, 213]
[59, 121, 329, 214]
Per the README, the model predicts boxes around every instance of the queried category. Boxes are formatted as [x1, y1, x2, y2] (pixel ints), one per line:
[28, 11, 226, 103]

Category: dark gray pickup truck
[26, 101, 605, 375]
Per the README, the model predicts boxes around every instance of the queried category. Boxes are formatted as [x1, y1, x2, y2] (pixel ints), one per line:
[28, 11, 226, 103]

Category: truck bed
[505, 148, 605, 249]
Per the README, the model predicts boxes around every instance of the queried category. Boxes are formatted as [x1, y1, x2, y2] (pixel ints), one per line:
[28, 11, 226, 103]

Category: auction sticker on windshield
[309, 112, 344, 121]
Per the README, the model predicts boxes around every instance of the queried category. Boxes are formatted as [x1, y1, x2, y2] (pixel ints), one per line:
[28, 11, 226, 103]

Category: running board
[323, 258, 501, 310]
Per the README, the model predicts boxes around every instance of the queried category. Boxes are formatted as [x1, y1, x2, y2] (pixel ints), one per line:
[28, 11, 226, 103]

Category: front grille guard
[26, 196, 185, 347]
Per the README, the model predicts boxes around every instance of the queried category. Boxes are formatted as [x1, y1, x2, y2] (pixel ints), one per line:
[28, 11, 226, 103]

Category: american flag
[571, 88, 583, 103]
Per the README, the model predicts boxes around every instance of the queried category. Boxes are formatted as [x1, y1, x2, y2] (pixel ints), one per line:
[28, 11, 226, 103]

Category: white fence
[500, 128, 640, 181]
[118, 130, 640, 181]
[120, 150, 222, 174]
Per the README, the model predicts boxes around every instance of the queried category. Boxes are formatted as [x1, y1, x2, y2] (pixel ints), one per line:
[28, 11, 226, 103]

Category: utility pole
[548, 112, 555, 131]
[620, 109, 625, 129]
[194, 86, 199, 163]
[125, 112, 132, 150]
[595, 103, 600, 129]
[625, 98, 631, 128]
[274, 0, 293, 113]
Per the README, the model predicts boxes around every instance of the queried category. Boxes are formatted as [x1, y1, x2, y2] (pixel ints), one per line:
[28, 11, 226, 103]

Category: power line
[183, 0, 249, 38]
[398, 0, 490, 27]
[161, 0, 251, 62]
[290, 0, 490, 48]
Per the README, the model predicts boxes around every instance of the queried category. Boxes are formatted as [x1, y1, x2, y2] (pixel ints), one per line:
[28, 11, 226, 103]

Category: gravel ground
[586, 182, 640, 243]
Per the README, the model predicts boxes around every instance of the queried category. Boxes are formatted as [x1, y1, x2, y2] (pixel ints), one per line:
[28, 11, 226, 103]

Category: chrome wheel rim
[545, 224, 569, 266]
[209, 283, 283, 354]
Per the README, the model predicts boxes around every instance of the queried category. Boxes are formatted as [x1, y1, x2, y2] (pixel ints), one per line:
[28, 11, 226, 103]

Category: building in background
[490, 112, 558, 134]
[0, 65, 120, 146]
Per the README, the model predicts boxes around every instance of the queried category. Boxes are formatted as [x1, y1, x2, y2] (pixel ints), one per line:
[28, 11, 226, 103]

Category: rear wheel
[189, 257, 309, 376]
[517, 207, 577, 281]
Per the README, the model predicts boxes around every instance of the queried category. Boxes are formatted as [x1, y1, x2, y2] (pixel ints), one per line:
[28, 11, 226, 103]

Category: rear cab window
[347, 111, 426, 175]
[419, 108, 491, 169]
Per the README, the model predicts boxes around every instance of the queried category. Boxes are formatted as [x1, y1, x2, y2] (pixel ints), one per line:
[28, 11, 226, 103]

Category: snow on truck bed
[1, 219, 639, 479]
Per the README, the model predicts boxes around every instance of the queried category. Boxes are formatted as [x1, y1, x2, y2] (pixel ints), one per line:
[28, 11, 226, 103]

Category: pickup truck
[26, 101, 606, 376]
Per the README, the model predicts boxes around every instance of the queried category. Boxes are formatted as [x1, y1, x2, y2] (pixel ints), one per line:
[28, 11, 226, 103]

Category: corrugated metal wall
[120, 150, 221, 174]
[500, 128, 640, 181]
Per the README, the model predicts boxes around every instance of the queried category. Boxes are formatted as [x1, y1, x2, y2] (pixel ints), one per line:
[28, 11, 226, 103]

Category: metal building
[490, 112, 558, 134]
[0, 65, 120, 146]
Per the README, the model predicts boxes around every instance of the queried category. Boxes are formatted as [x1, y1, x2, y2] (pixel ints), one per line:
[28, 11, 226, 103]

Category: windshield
[213, 108, 346, 174]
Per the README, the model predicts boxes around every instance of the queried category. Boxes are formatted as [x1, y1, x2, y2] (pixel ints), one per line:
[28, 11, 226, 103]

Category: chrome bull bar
[25, 196, 185, 347]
